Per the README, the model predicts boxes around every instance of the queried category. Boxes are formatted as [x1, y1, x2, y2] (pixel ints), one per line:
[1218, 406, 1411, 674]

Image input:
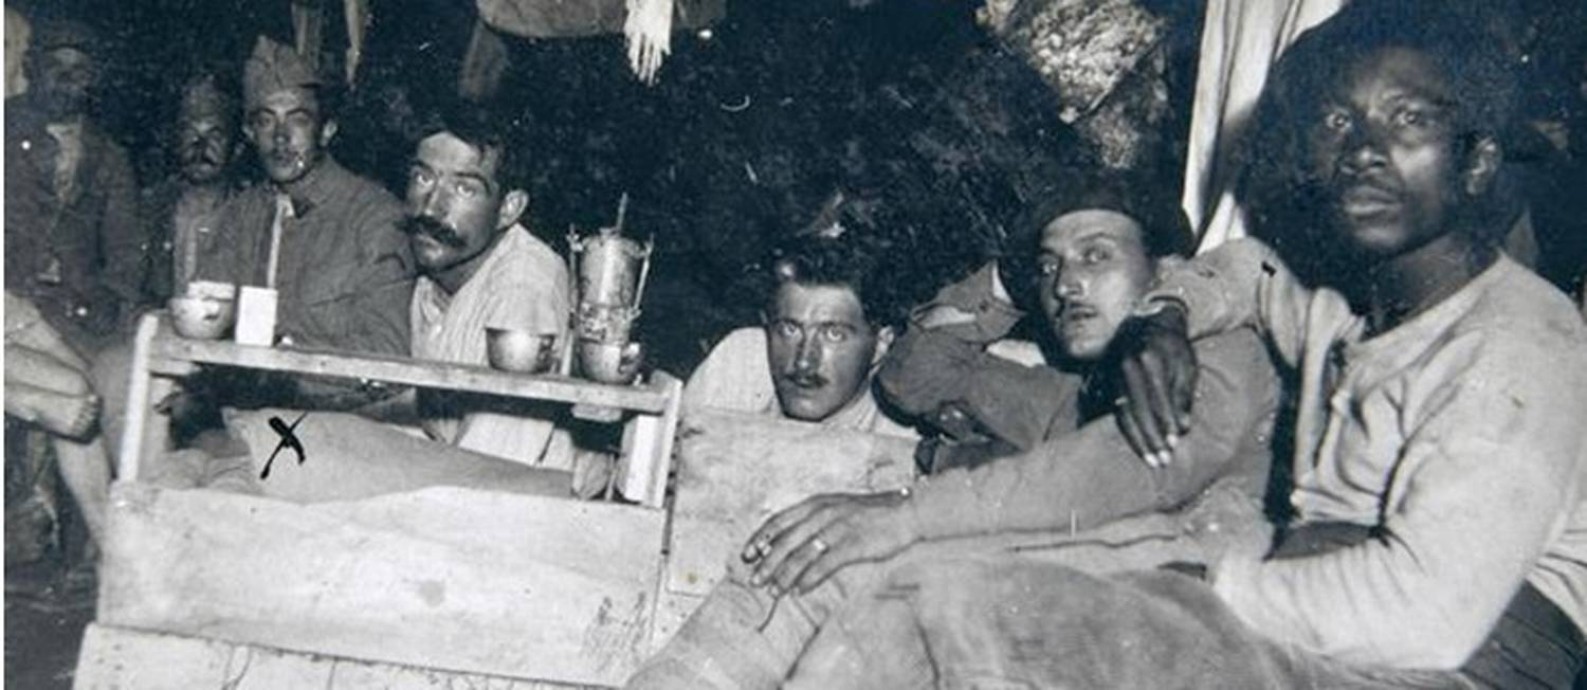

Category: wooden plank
[147, 318, 669, 414]
[98, 482, 666, 686]
[662, 410, 917, 601]
[117, 314, 160, 481]
[74, 625, 605, 689]
[616, 372, 683, 508]
[226, 644, 334, 689]
[74, 623, 231, 689]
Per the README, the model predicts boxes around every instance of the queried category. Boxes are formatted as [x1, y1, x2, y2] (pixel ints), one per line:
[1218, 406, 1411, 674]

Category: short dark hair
[766, 209, 908, 331]
[765, 182, 968, 332]
[413, 103, 527, 194]
[999, 171, 1193, 308]
[1239, 0, 1519, 263]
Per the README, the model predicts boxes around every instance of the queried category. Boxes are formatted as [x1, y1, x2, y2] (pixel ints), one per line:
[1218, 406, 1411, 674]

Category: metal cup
[485, 328, 559, 374]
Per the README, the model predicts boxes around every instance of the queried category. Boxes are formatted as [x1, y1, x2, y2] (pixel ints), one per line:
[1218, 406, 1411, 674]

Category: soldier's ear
[318, 119, 339, 148]
[1463, 135, 1502, 197]
[872, 325, 896, 364]
[498, 190, 529, 228]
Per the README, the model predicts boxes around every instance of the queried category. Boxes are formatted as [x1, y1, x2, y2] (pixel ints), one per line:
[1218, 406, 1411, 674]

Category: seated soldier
[395, 105, 574, 469]
[774, 5, 1587, 688]
[142, 107, 597, 502]
[683, 190, 922, 439]
[626, 181, 1285, 688]
[878, 177, 1205, 471]
[139, 71, 246, 306]
[91, 36, 414, 470]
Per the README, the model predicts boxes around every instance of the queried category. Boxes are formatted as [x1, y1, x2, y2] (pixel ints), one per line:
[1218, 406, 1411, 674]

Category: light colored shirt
[412, 224, 573, 469]
[684, 327, 917, 440]
[1153, 239, 1587, 669]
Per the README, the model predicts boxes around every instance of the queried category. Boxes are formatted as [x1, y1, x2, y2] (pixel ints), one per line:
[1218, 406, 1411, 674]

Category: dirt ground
[5, 550, 97, 689]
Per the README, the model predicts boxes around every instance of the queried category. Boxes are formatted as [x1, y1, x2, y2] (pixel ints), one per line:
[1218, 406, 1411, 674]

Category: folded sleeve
[1212, 332, 1587, 668]
[880, 261, 1080, 449]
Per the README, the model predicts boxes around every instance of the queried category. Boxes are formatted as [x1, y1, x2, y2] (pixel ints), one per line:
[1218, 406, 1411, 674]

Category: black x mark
[260, 411, 309, 480]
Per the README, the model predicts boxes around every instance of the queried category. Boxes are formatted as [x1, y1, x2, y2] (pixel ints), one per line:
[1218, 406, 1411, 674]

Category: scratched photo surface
[6, 0, 1587, 688]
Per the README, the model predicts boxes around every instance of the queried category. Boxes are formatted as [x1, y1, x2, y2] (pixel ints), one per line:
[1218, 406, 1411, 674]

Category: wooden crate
[74, 624, 597, 689]
[656, 409, 916, 635]
[95, 481, 667, 687]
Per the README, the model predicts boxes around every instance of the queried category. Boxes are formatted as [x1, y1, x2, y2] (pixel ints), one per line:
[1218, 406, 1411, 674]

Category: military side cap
[243, 35, 321, 107]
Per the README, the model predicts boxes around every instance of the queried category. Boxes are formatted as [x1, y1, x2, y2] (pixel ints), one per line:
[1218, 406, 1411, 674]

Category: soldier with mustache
[774, 3, 1587, 688]
[394, 105, 577, 471]
[4, 18, 135, 590]
[192, 35, 413, 362]
[4, 19, 142, 354]
[88, 36, 414, 480]
[681, 190, 923, 440]
[628, 175, 1286, 690]
[139, 72, 246, 305]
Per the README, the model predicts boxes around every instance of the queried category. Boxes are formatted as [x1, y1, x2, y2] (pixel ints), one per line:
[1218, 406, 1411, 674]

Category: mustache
[180, 148, 227, 167]
[780, 370, 829, 389]
[400, 215, 468, 248]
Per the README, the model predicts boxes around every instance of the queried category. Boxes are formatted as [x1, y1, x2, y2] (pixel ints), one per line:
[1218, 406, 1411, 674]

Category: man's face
[1037, 210, 1155, 362]
[403, 132, 516, 275]
[766, 282, 885, 422]
[35, 47, 94, 118]
[246, 87, 330, 185]
[1307, 47, 1464, 259]
[177, 107, 235, 185]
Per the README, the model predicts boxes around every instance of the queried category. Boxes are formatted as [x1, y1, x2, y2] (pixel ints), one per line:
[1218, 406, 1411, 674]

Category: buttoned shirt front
[411, 224, 573, 468]
[195, 157, 414, 356]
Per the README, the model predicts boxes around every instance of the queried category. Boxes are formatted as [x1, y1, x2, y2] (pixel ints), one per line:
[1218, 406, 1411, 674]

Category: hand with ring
[741, 490, 916, 595]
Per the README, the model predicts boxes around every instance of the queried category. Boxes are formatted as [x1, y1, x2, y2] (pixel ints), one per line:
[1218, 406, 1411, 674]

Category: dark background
[6, 0, 1207, 376]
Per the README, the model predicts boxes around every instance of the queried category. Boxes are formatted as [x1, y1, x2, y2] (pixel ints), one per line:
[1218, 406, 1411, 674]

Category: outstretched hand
[1109, 304, 1197, 468]
[741, 490, 915, 595]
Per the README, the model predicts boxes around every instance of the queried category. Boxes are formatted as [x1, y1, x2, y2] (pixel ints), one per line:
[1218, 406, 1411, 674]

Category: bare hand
[741, 491, 915, 595]
[1110, 304, 1196, 468]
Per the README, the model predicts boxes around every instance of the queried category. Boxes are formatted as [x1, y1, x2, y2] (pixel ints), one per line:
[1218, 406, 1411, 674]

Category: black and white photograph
[4, 0, 1587, 687]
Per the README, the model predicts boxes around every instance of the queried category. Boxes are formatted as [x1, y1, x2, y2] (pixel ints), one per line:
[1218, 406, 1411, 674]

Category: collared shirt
[195, 157, 414, 356]
[4, 95, 143, 352]
[411, 224, 574, 469]
[1154, 239, 1587, 669]
[684, 327, 919, 440]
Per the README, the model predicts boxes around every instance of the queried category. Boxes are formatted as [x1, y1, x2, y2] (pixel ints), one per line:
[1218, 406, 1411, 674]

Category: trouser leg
[626, 558, 887, 690]
[50, 435, 109, 548]
[785, 554, 1470, 690]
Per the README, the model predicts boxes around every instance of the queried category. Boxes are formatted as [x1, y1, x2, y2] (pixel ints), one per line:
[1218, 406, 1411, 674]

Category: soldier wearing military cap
[193, 35, 415, 362]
